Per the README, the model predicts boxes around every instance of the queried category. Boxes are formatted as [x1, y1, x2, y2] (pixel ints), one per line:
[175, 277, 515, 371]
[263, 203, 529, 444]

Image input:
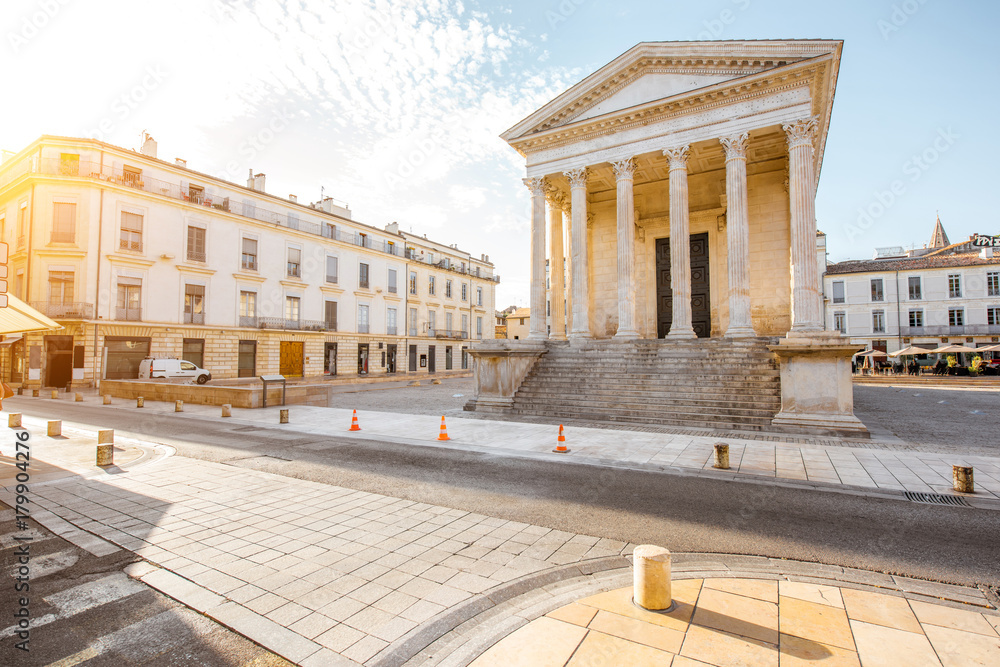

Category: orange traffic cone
[349, 410, 361, 431]
[553, 424, 570, 453]
[437, 416, 450, 441]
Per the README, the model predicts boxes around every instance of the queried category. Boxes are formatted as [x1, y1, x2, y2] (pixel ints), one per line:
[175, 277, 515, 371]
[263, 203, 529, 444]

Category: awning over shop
[0, 294, 63, 335]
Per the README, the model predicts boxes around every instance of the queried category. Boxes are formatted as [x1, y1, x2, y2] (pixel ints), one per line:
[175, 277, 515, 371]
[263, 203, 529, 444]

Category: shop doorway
[44, 335, 74, 388]
[279, 341, 304, 376]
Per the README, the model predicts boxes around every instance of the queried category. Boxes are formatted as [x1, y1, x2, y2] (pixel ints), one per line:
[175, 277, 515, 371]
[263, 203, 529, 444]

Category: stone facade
[0, 136, 497, 387]
[472, 40, 867, 436]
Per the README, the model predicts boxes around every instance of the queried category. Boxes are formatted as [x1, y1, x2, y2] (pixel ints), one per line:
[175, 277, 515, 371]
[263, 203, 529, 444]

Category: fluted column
[720, 133, 755, 337]
[525, 177, 548, 339]
[566, 167, 592, 340]
[664, 145, 696, 339]
[783, 117, 823, 332]
[547, 190, 567, 341]
[612, 157, 638, 338]
[562, 203, 573, 334]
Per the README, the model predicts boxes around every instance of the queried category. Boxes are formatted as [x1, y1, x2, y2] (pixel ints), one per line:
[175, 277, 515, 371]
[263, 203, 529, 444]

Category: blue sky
[3, 0, 995, 307]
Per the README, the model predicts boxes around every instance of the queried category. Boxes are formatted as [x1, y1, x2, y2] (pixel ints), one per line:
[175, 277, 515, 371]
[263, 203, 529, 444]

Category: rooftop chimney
[140, 134, 157, 158]
[246, 172, 266, 192]
[174, 158, 186, 167]
[982, 247, 995, 259]
[384, 221, 399, 234]
[289, 194, 297, 203]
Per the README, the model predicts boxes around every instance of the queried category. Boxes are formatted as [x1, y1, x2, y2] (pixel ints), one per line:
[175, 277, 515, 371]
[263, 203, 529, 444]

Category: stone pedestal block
[468, 341, 546, 412]
[633, 544, 673, 611]
[769, 334, 869, 437]
[47, 420, 61, 437]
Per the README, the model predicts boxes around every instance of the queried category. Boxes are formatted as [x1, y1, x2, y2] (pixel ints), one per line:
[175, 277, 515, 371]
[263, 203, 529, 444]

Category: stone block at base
[469, 340, 547, 413]
[769, 333, 869, 437]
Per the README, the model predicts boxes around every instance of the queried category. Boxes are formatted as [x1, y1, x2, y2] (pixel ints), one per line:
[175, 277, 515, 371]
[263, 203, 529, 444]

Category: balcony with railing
[358, 323, 370, 334]
[30, 302, 95, 319]
[430, 329, 469, 340]
[387, 325, 397, 336]
[187, 250, 207, 263]
[116, 307, 142, 321]
[184, 312, 205, 325]
[239, 316, 331, 331]
[1, 156, 406, 256]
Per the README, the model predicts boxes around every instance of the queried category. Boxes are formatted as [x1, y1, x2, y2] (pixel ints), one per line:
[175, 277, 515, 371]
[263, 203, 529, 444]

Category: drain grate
[904, 491, 970, 507]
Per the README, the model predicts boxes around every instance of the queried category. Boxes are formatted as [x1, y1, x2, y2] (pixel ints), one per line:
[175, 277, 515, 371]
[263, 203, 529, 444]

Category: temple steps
[507, 338, 782, 431]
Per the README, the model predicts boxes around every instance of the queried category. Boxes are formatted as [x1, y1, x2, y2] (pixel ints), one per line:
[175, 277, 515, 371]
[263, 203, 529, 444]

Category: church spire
[929, 213, 950, 248]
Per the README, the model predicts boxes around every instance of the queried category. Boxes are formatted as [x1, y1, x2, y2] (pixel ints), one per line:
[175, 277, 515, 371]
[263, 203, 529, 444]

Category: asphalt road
[8, 396, 1000, 594]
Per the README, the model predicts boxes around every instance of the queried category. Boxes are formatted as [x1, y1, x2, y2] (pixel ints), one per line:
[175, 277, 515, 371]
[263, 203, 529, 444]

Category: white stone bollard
[136, 396, 144, 408]
[8, 413, 22, 428]
[103, 394, 112, 405]
[31, 389, 39, 397]
[713, 443, 730, 469]
[75, 393, 84, 402]
[279, 409, 289, 424]
[633, 545, 673, 612]
[47, 420, 62, 437]
[50, 389, 59, 399]
[175, 400, 184, 412]
[221, 404, 232, 418]
[953, 466, 974, 493]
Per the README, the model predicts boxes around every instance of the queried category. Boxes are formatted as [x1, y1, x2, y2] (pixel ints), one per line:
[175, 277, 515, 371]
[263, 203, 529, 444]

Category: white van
[138, 358, 212, 384]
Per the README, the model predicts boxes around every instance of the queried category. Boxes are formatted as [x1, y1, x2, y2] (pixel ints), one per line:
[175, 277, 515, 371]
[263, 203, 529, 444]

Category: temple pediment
[502, 40, 843, 147]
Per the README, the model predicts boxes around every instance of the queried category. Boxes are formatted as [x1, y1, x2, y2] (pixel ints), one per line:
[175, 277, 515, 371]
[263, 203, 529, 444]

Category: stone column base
[768, 334, 869, 438]
[468, 340, 547, 414]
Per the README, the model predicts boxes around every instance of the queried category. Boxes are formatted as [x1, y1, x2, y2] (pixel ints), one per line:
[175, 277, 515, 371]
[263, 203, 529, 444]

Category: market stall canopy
[973, 344, 1000, 353]
[853, 349, 888, 358]
[889, 346, 932, 357]
[0, 294, 62, 335]
[931, 344, 978, 354]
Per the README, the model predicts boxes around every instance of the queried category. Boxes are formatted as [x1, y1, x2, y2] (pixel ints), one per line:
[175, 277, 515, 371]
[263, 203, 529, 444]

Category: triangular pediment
[502, 40, 842, 142]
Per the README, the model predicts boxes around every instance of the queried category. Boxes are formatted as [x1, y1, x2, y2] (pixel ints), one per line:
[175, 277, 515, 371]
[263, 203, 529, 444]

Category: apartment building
[0, 135, 497, 387]
[823, 220, 1000, 355]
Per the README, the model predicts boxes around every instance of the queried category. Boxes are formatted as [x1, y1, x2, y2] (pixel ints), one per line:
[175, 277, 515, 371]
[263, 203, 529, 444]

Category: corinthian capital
[523, 177, 547, 197]
[564, 167, 589, 189]
[720, 133, 749, 160]
[782, 117, 819, 150]
[545, 187, 565, 208]
[611, 157, 636, 181]
[663, 145, 690, 170]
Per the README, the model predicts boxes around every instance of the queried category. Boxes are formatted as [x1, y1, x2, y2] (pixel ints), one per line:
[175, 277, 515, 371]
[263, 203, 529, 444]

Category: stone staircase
[507, 337, 783, 431]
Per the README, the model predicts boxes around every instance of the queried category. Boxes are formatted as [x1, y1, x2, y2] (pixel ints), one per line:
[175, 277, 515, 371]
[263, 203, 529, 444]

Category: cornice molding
[233, 272, 266, 284]
[105, 254, 155, 268]
[176, 264, 217, 276]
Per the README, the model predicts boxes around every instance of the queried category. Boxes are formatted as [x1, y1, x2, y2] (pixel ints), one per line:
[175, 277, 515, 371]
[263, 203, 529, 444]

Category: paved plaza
[3, 388, 999, 665]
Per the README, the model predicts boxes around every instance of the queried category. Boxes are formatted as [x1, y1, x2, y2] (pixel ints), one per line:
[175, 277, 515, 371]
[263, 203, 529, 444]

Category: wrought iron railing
[900, 325, 1000, 336]
[30, 302, 95, 319]
[0, 157, 405, 256]
[116, 307, 142, 321]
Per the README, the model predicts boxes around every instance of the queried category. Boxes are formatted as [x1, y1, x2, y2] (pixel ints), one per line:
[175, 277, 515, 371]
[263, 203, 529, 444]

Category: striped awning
[0, 294, 63, 334]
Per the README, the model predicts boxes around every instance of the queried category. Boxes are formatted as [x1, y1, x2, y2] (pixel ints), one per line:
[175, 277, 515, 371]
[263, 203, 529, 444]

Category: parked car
[138, 358, 212, 384]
